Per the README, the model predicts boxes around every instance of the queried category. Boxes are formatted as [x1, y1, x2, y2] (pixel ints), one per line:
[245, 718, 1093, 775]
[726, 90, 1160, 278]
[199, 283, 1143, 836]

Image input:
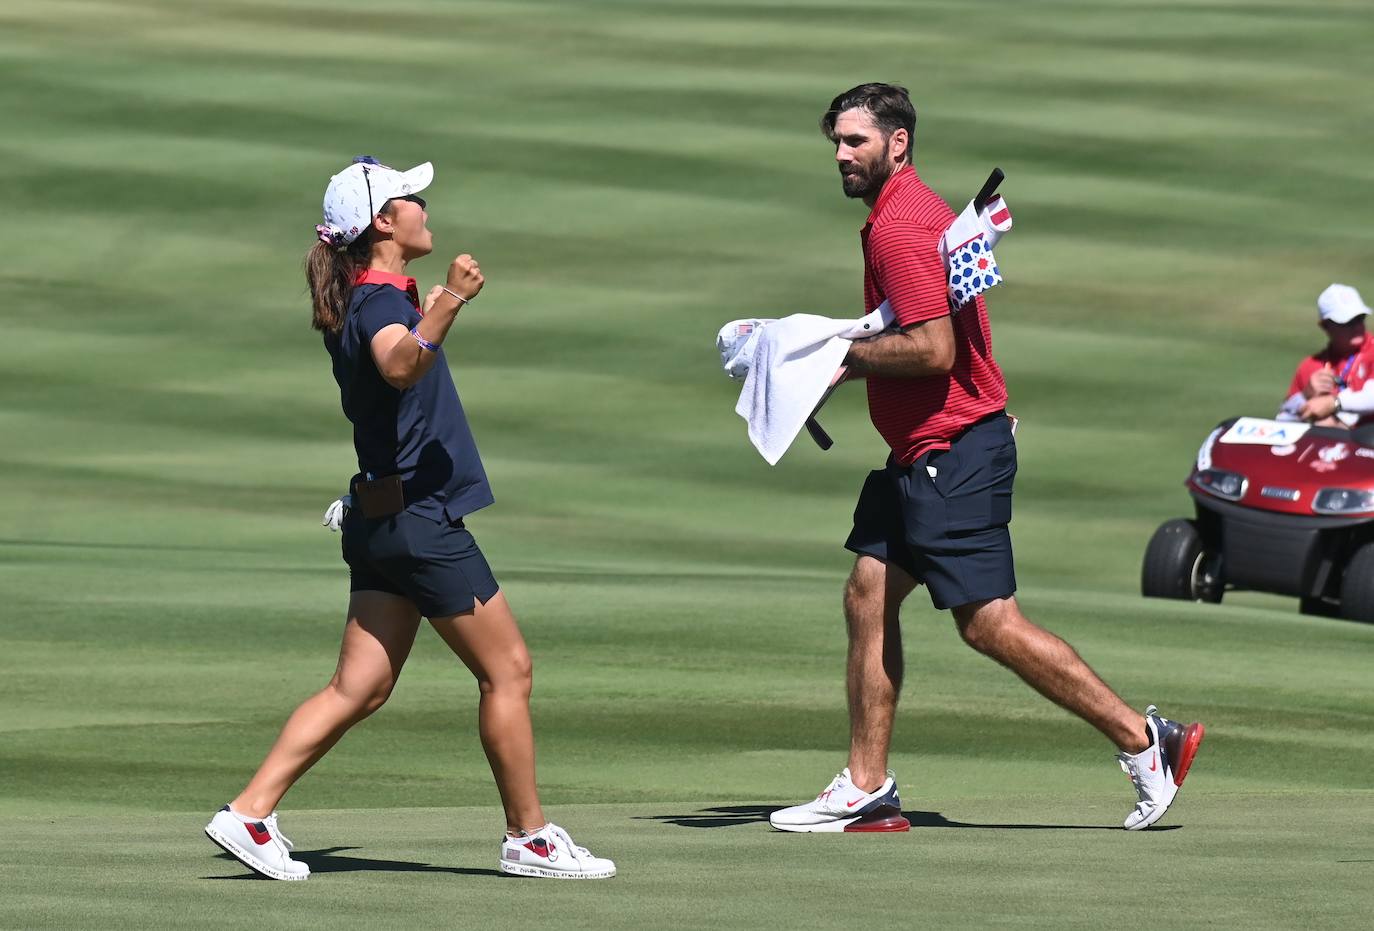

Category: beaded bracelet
[410, 327, 440, 352]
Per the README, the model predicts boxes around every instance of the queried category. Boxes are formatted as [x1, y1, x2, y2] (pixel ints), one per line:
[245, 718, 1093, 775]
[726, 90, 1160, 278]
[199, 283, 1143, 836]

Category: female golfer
[204, 156, 615, 881]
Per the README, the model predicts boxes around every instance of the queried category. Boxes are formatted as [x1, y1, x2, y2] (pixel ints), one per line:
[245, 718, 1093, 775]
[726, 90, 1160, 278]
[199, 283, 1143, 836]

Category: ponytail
[305, 235, 370, 333]
[305, 201, 396, 333]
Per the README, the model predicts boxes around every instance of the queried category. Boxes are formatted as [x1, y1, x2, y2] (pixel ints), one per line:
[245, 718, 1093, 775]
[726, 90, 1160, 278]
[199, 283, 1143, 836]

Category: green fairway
[2, 0, 1373, 928]
[2, 794, 1372, 929]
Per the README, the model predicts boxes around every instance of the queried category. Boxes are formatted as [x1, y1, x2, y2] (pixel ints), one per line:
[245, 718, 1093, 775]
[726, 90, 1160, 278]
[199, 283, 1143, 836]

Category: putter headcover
[941, 194, 1012, 308]
[717, 318, 777, 381]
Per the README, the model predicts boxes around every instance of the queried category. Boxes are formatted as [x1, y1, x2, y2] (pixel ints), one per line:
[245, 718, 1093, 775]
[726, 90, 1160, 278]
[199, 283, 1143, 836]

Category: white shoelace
[1117, 754, 1154, 817]
[551, 824, 594, 860]
[264, 812, 293, 851]
[1118, 755, 1143, 793]
[816, 772, 848, 802]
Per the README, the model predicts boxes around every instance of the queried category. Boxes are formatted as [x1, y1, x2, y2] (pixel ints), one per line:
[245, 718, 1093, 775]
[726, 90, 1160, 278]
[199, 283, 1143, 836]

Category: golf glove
[322, 495, 351, 532]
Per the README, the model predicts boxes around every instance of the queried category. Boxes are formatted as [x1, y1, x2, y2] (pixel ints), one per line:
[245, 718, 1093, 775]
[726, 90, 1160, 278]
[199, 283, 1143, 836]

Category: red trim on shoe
[521, 837, 555, 860]
[1172, 723, 1205, 787]
[246, 822, 273, 846]
[843, 814, 911, 833]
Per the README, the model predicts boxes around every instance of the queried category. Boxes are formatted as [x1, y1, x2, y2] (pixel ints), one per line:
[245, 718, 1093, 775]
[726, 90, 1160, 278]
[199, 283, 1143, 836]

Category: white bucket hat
[317, 156, 433, 247]
[1317, 283, 1371, 324]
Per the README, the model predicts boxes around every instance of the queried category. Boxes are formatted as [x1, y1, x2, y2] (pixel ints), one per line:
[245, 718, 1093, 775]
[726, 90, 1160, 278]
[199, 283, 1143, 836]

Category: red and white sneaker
[205, 806, 310, 880]
[1119, 705, 1205, 831]
[769, 767, 910, 833]
[499, 823, 616, 879]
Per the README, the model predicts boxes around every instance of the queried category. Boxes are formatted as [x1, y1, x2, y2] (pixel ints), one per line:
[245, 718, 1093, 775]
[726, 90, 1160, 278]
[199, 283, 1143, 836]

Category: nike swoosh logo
[846, 799, 864, 808]
[522, 840, 556, 860]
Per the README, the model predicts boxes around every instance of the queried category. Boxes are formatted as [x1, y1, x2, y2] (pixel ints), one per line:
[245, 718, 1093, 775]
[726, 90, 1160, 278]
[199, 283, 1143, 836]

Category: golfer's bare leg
[232, 591, 422, 818]
[952, 596, 1147, 753]
[845, 555, 917, 792]
[429, 592, 544, 835]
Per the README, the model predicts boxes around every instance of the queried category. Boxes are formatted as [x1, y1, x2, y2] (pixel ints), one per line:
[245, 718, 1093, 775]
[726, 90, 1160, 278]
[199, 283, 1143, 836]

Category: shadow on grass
[639, 805, 1179, 832]
[636, 805, 776, 828]
[902, 811, 1179, 831]
[205, 847, 501, 879]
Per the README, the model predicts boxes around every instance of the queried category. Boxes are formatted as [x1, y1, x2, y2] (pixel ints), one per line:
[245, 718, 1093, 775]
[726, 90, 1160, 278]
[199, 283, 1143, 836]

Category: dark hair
[304, 201, 396, 333]
[820, 83, 916, 164]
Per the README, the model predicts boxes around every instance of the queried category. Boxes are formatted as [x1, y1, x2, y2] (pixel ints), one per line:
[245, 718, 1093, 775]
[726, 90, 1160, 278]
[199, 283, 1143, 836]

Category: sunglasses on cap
[353, 155, 426, 216]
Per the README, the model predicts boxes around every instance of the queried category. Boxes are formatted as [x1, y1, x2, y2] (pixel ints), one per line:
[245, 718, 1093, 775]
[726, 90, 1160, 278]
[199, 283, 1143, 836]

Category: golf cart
[1142, 416, 1374, 622]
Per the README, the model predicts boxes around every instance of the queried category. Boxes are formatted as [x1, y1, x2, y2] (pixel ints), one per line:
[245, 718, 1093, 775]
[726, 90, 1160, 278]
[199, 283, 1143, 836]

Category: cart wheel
[1338, 543, 1374, 623]
[1142, 518, 1223, 603]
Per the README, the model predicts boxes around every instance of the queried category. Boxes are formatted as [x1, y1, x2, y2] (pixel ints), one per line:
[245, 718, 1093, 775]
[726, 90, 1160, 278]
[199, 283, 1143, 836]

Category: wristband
[410, 327, 440, 352]
[440, 286, 471, 306]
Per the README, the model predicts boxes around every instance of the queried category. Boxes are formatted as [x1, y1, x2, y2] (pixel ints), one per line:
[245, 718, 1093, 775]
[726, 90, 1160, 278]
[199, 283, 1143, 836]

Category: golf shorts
[845, 412, 1017, 610]
[341, 508, 499, 617]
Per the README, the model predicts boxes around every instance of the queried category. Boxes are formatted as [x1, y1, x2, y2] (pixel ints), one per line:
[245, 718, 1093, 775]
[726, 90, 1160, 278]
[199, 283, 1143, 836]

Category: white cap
[1317, 283, 1371, 324]
[318, 156, 433, 246]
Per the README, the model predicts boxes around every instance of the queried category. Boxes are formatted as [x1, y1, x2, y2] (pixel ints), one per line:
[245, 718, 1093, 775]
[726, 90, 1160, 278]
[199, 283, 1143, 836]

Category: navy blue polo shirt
[323, 268, 494, 522]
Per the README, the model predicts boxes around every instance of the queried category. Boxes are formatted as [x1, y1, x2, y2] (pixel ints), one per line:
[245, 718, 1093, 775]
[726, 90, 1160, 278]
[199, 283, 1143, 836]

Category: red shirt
[861, 165, 1008, 464]
[1287, 344, 1374, 398]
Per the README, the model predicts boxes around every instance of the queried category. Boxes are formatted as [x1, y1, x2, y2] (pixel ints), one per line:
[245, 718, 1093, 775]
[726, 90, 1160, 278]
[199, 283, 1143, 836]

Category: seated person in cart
[1277, 284, 1374, 428]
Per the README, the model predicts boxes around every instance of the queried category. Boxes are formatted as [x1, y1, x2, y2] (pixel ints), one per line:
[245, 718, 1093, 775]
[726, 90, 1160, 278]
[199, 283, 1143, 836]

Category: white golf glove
[322, 494, 351, 532]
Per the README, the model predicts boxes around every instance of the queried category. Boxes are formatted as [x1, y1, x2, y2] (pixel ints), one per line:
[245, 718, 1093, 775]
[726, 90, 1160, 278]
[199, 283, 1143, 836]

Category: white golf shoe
[499, 823, 616, 879]
[205, 806, 310, 880]
[1119, 704, 1206, 831]
[769, 767, 910, 833]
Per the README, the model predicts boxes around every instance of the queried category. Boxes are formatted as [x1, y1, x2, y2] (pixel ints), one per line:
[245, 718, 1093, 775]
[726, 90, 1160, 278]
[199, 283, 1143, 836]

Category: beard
[839, 140, 895, 199]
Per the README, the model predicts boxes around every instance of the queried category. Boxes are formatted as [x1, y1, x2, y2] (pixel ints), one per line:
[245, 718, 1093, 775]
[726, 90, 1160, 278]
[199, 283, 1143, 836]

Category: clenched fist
[1306, 366, 1336, 399]
[445, 254, 484, 302]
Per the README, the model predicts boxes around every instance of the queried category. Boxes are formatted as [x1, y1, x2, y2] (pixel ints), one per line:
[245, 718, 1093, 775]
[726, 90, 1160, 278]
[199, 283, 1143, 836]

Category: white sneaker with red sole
[1119, 704, 1205, 831]
[769, 767, 910, 833]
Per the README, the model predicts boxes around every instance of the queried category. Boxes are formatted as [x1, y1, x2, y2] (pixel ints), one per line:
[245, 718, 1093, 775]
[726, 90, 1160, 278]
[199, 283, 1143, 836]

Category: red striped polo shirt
[861, 165, 1008, 464]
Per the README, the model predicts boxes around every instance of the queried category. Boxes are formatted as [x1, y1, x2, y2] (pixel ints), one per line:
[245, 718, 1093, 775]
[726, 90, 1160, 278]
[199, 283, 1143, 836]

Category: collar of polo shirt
[355, 268, 420, 309]
[862, 164, 916, 230]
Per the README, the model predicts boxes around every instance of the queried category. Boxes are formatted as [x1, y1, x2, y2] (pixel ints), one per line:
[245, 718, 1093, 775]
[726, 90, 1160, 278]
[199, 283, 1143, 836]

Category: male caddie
[769, 83, 1204, 833]
[1277, 283, 1374, 427]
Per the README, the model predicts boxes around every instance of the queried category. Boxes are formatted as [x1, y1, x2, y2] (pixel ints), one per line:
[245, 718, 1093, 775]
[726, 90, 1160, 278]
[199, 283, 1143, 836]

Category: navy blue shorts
[341, 508, 500, 618]
[845, 413, 1017, 610]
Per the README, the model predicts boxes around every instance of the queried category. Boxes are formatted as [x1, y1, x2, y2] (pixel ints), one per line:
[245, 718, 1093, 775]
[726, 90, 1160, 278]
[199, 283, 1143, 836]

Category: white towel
[942, 194, 1012, 306]
[722, 301, 895, 465]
